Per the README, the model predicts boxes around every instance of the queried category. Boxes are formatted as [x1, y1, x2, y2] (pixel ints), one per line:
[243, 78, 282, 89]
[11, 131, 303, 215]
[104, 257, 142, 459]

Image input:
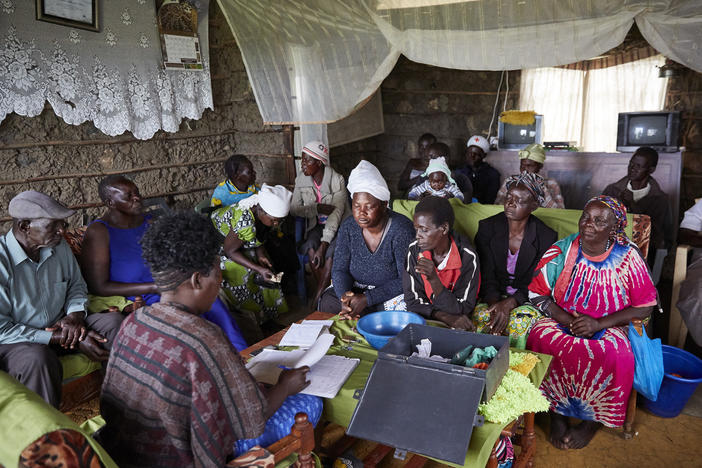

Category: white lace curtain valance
[0, 0, 212, 140]
[217, 0, 702, 125]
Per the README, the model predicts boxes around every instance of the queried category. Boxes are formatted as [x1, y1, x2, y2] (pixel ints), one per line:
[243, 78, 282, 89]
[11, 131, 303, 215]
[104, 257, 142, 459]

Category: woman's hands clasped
[569, 312, 602, 338]
[484, 297, 517, 335]
[338, 291, 367, 320]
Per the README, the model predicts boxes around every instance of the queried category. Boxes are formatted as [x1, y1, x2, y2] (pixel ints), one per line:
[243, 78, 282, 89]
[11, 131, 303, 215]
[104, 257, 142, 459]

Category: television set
[616, 111, 680, 153]
[497, 115, 543, 150]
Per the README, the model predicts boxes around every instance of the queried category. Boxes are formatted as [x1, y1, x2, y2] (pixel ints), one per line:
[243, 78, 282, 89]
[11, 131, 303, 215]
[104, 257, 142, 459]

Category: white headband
[239, 183, 292, 218]
[347, 160, 390, 202]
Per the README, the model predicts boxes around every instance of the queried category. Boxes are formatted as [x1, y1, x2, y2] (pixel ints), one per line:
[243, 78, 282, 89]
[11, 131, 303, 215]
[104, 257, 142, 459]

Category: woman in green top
[211, 184, 292, 343]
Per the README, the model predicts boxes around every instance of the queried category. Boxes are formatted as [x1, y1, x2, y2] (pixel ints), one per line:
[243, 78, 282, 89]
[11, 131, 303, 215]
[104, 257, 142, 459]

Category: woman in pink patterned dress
[526, 195, 657, 450]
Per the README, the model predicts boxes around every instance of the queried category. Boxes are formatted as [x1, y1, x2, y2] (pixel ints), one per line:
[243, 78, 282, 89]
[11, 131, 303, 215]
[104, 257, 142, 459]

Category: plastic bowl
[356, 311, 426, 350]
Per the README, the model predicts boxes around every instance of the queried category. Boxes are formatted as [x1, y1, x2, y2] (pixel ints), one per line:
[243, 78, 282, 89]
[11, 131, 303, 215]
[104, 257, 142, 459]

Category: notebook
[278, 321, 332, 347]
[246, 334, 359, 399]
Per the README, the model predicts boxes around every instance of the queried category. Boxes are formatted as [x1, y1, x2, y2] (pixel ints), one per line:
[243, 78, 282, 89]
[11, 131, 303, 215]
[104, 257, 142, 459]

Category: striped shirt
[97, 302, 266, 468]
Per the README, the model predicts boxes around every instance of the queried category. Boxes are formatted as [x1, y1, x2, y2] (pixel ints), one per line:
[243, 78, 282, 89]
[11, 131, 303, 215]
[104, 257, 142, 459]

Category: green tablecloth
[322, 318, 552, 468]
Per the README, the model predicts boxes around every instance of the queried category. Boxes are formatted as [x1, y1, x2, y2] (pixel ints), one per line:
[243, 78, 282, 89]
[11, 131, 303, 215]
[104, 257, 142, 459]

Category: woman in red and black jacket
[402, 196, 480, 330]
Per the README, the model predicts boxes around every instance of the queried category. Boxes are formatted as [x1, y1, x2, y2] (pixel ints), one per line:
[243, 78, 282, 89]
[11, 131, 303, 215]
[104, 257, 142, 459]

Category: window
[519, 55, 668, 152]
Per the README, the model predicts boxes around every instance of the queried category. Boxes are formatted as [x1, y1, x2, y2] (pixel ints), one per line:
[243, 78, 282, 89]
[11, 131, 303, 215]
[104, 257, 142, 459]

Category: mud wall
[0, 2, 289, 231]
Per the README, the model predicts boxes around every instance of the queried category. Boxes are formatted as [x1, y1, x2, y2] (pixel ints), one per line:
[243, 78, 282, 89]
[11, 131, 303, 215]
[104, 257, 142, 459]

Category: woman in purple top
[473, 172, 557, 348]
[81, 175, 247, 351]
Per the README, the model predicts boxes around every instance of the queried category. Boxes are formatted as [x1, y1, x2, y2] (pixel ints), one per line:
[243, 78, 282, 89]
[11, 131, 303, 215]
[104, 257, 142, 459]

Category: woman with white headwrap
[319, 161, 415, 317]
[211, 184, 292, 342]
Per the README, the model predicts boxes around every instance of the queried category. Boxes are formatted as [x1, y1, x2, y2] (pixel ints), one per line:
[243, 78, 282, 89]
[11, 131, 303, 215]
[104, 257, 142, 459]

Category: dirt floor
[316, 407, 702, 468]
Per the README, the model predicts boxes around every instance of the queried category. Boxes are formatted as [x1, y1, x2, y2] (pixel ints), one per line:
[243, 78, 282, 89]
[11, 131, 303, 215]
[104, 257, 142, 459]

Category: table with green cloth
[321, 317, 552, 468]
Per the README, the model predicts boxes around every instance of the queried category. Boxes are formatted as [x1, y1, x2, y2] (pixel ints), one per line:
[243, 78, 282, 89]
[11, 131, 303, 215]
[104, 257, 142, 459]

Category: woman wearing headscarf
[211, 184, 293, 343]
[319, 161, 415, 317]
[494, 143, 565, 208]
[526, 196, 657, 450]
[291, 141, 349, 305]
[403, 196, 479, 329]
[473, 172, 557, 348]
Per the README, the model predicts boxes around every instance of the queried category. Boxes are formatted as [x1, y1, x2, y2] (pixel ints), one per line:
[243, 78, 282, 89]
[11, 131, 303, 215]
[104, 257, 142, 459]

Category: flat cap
[8, 191, 75, 220]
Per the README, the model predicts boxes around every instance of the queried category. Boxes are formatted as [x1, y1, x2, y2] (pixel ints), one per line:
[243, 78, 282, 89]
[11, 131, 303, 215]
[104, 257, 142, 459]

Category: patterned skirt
[473, 303, 541, 349]
[233, 394, 323, 456]
[526, 318, 634, 427]
[221, 255, 288, 324]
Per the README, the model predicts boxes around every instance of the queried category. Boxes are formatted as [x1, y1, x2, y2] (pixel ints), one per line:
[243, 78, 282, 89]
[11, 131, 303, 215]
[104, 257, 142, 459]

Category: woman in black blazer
[474, 172, 557, 348]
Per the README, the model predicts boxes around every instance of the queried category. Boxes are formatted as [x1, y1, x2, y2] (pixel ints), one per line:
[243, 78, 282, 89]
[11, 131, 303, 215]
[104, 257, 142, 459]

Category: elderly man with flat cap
[0, 190, 123, 407]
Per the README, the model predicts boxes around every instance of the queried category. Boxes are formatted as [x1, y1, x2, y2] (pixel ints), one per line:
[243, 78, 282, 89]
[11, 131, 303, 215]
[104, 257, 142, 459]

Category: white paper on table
[301, 355, 360, 399]
[278, 322, 327, 347]
[246, 349, 304, 385]
[245, 334, 356, 398]
[301, 319, 334, 327]
[246, 333, 335, 384]
[294, 333, 335, 368]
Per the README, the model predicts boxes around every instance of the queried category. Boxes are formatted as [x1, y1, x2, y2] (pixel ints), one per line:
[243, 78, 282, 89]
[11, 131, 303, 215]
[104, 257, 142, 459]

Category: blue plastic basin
[356, 311, 426, 350]
[641, 345, 702, 418]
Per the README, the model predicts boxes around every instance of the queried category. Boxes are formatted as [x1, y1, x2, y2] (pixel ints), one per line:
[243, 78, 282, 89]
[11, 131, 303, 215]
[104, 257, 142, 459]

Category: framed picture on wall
[36, 0, 99, 32]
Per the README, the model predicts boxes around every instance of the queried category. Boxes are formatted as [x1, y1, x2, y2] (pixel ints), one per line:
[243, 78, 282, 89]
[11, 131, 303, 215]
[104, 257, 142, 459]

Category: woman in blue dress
[80, 175, 247, 351]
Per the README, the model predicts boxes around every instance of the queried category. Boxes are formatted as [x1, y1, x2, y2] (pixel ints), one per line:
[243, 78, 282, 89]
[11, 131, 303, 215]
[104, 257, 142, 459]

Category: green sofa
[392, 199, 637, 246]
[0, 371, 117, 468]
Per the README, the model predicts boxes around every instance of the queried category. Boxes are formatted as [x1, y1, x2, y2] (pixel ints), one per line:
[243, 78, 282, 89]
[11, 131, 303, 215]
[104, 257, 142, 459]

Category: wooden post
[522, 412, 536, 467]
[291, 413, 315, 468]
[669, 245, 691, 347]
[283, 125, 297, 187]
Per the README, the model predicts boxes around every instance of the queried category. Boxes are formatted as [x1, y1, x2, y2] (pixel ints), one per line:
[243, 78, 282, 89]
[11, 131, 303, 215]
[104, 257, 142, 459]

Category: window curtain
[520, 55, 668, 152]
[518, 67, 585, 147]
[217, 0, 702, 125]
[0, 1, 212, 140]
[581, 56, 668, 152]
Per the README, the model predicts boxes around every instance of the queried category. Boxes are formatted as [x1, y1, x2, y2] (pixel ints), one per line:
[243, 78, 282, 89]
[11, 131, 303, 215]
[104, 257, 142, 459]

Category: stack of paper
[246, 334, 359, 399]
[278, 320, 334, 347]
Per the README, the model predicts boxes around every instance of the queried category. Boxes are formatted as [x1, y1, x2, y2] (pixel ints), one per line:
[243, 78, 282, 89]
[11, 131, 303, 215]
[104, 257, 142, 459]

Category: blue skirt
[234, 394, 323, 456]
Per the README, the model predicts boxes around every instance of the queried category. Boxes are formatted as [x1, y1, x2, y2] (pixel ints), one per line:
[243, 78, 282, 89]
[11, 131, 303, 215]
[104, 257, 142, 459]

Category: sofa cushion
[0, 371, 117, 468]
[18, 429, 101, 468]
[60, 354, 102, 381]
[392, 200, 635, 243]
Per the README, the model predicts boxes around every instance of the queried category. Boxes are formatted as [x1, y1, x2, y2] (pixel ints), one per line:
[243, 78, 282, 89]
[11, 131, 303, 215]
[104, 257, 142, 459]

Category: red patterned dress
[526, 233, 657, 427]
